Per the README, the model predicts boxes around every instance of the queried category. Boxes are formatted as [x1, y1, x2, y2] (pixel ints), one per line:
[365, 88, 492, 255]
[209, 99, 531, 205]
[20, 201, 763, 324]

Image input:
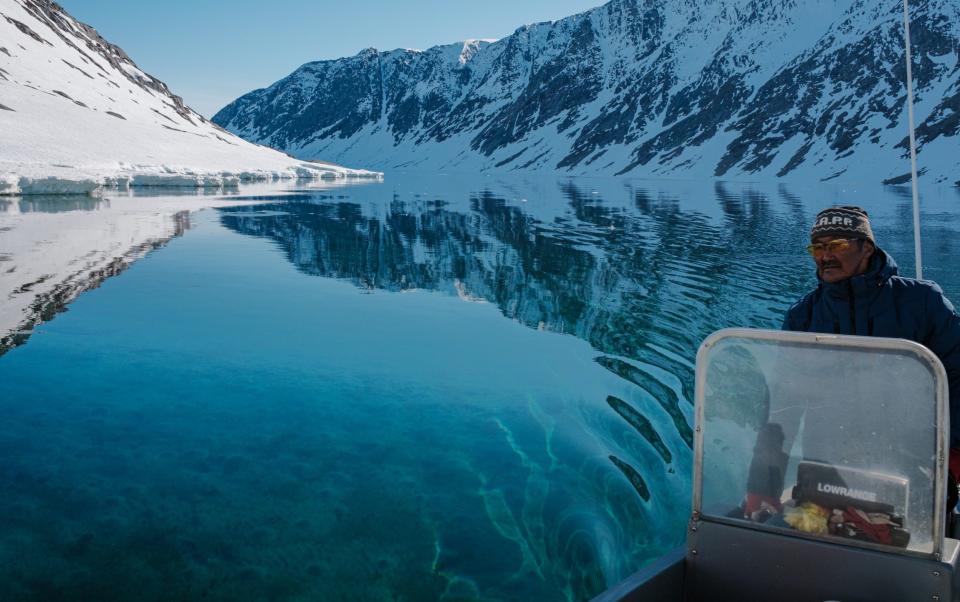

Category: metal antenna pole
[902, 0, 923, 280]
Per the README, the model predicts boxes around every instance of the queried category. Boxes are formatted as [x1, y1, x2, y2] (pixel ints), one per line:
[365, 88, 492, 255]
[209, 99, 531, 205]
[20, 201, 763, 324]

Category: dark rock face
[213, 0, 960, 184]
[222, 50, 383, 149]
[474, 18, 604, 157]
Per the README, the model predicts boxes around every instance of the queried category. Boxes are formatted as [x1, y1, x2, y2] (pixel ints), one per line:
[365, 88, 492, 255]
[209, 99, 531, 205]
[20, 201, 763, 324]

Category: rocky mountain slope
[213, 0, 960, 185]
[0, 0, 379, 195]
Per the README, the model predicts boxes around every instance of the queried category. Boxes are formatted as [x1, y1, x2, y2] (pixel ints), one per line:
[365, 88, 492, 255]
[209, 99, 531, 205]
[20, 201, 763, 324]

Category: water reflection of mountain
[0, 195, 107, 214]
[219, 182, 813, 439]
[0, 195, 188, 357]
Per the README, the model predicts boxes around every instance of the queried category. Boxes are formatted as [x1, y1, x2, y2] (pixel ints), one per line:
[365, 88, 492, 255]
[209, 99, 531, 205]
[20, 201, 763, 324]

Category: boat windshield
[694, 329, 948, 556]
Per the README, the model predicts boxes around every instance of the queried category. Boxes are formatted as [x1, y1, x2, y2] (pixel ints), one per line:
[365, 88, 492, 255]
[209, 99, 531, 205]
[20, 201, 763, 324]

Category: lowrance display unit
[792, 461, 910, 547]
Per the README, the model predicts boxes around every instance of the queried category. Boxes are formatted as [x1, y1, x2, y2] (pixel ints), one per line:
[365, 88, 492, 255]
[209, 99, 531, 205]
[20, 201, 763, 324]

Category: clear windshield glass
[697, 331, 945, 555]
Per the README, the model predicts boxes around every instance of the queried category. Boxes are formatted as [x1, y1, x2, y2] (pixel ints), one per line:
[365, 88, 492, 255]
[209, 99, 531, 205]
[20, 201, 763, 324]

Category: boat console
[594, 328, 957, 602]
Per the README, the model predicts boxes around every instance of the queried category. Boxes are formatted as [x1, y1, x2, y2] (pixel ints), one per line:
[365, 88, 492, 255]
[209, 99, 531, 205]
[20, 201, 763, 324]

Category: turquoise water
[0, 175, 958, 601]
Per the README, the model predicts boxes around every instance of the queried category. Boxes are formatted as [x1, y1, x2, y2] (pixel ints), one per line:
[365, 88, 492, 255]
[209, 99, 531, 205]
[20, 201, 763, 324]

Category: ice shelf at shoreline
[0, 163, 383, 197]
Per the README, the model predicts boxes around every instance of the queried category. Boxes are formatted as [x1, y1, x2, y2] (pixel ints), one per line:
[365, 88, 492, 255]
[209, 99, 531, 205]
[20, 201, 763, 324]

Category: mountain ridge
[213, 0, 960, 185]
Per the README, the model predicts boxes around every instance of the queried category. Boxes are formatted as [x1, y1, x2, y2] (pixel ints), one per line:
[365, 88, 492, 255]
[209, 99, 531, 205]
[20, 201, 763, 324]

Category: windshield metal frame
[691, 328, 950, 560]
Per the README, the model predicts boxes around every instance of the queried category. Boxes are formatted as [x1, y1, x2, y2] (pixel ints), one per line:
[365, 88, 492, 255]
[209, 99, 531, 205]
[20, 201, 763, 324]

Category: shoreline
[0, 164, 384, 197]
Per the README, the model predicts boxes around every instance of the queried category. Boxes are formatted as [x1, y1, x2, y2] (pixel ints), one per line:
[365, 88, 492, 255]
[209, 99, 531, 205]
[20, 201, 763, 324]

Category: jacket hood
[819, 247, 898, 298]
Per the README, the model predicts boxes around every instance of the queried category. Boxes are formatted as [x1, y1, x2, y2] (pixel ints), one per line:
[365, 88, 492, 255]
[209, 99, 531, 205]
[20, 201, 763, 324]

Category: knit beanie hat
[810, 205, 875, 243]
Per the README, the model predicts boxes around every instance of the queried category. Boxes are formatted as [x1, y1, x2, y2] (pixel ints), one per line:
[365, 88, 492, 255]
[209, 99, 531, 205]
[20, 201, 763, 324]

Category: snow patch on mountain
[0, 0, 381, 195]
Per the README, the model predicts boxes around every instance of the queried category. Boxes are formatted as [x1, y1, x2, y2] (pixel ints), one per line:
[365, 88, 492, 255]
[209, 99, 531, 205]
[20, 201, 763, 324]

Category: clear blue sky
[58, 0, 605, 118]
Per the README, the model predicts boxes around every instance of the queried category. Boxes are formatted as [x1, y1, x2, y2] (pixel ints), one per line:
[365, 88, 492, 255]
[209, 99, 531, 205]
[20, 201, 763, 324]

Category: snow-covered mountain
[0, 0, 379, 195]
[213, 0, 960, 185]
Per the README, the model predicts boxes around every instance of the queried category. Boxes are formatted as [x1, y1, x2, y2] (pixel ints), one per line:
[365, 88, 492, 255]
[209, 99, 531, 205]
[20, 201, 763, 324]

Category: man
[783, 205, 960, 429]
[742, 205, 960, 523]
[784, 205, 960, 505]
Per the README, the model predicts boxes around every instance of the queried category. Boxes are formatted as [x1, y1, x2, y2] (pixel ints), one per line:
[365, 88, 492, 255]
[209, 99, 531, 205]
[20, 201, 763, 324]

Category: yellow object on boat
[784, 503, 830, 535]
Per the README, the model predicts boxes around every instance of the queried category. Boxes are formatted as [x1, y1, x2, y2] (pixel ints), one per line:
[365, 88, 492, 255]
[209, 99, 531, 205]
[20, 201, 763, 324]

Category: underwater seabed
[1, 367, 678, 600]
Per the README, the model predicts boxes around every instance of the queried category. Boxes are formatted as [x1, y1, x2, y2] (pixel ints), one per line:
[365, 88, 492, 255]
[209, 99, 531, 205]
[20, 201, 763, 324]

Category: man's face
[810, 236, 875, 283]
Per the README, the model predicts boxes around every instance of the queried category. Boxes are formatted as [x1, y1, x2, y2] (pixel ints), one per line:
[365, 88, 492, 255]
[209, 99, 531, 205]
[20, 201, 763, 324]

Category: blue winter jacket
[782, 248, 960, 447]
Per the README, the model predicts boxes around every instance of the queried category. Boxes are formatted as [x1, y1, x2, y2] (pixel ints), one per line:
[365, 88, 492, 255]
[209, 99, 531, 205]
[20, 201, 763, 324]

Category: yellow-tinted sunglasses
[805, 238, 857, 257]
